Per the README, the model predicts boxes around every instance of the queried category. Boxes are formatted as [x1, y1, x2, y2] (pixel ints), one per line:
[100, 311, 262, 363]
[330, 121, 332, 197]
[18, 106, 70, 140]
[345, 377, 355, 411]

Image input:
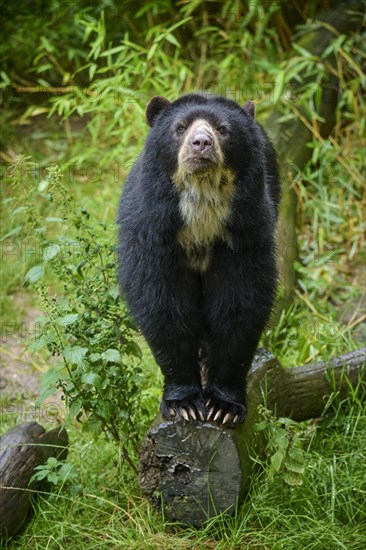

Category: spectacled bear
[117, 93, 280, 427]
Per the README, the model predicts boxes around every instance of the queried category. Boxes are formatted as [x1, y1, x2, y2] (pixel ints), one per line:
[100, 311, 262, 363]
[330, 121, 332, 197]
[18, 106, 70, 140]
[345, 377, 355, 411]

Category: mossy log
[0, 422, 69, 537]
[139, 348, 366, 525]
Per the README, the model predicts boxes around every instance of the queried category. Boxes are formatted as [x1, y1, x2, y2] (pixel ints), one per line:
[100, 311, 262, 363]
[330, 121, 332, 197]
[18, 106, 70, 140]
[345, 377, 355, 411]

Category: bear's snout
[190, 132, 213, 154]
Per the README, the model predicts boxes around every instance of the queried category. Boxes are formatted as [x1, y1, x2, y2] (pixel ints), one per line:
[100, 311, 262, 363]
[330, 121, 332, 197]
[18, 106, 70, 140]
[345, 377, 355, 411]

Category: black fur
[117, 93, 280, 426]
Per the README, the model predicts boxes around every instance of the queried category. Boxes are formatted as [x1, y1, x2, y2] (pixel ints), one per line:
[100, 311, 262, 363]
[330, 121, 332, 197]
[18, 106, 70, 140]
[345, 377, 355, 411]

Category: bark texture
[0, 422, 68, 537]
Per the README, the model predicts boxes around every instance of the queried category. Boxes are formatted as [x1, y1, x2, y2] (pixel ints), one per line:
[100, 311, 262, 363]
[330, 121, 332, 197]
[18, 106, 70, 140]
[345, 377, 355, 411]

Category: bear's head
[144, 93, 260, 181]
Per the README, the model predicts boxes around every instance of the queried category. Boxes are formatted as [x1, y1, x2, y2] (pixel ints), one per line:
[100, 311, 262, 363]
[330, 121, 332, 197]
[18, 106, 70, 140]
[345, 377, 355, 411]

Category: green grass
[1, 383, 365, 550]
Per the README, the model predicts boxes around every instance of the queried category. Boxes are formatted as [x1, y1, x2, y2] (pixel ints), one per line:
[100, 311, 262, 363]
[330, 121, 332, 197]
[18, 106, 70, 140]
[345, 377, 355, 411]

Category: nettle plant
[8, 160, 144, 468]
[256, 406, 306, 487]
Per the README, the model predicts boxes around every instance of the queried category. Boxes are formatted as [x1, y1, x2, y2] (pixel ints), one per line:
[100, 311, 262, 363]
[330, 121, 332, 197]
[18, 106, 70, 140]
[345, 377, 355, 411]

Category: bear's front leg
[148, 333, 205, 421]
[202, 245, 277, 427]
[203, 331, 257, 427]
[118, 226, 206, 422]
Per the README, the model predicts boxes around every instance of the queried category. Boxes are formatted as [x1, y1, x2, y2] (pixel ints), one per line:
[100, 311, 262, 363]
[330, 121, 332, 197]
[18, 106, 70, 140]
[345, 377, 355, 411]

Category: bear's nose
[190, 133, 213, 152]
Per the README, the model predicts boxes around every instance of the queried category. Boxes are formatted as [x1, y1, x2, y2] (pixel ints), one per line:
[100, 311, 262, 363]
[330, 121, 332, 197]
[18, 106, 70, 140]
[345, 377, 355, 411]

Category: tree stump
[139, 348, 366, 525]
[0, 422, 69, 537]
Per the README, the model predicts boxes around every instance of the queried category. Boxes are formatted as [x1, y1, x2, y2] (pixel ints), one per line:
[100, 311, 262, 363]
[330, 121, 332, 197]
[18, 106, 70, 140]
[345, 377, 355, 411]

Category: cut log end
[140, 420, 242, 525]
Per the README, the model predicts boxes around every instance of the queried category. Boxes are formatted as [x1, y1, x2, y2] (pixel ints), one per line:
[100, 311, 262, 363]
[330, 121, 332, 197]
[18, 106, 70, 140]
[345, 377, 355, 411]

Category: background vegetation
[1, 0, 365, 548]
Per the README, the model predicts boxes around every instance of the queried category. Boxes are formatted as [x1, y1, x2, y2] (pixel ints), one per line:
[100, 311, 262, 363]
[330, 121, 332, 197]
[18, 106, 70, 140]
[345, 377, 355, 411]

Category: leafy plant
[30, 457, 79, 492]
[255, 405, 306, 486]
[5, 159, 145, 469]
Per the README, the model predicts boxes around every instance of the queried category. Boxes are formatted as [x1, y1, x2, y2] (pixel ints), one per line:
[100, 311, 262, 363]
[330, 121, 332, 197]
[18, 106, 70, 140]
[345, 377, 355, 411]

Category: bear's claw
[207, 406, 215, 421]
[180, 408, 189, 421]
[162, 396, 245, 426]
[213, 410, 222, 422]
[222, 412, 240, 425]
[204, 396, 246, 427]
[161, 397, 205, 422]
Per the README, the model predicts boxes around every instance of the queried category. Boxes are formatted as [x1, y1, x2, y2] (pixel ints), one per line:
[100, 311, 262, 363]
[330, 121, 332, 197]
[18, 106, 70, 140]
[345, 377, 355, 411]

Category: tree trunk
[0, 422, 69, 537]
[266, 0, 363, 312]
[139, 348, 365, 525]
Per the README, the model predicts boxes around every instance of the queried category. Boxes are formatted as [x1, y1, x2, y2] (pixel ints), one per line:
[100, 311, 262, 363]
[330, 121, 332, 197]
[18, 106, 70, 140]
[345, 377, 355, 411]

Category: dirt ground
[0, 293, 64, 426]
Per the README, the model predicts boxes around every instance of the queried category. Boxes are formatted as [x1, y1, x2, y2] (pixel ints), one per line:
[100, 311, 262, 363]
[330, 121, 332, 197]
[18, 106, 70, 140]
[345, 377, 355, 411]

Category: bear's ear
[146, 96, 171, 127]
[243, 100, 255, 119]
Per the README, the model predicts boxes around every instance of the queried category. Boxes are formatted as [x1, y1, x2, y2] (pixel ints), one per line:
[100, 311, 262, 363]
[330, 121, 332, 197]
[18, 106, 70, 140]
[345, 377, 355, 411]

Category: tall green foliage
[5, 160, 145, 467]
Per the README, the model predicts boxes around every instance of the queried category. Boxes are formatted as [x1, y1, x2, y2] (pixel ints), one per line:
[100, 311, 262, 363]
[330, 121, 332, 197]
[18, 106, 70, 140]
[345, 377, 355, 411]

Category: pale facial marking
[172, 118, 236, 272]
[176, 119, 224, 178]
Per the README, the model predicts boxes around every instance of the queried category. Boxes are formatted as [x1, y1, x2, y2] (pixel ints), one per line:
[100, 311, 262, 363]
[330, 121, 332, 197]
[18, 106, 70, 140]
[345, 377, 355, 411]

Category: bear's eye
[176, 125, 187, 134]
[217, 126, 228, 135]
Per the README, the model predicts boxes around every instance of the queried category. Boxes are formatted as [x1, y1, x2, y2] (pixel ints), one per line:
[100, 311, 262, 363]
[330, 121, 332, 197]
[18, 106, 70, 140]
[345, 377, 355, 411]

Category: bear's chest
[175, 172, 236, 272]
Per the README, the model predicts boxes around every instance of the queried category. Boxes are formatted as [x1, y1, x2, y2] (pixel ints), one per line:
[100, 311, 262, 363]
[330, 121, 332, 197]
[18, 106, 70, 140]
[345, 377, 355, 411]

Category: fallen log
[139, 348, 366, 525]
[0, 422, 69, 537]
